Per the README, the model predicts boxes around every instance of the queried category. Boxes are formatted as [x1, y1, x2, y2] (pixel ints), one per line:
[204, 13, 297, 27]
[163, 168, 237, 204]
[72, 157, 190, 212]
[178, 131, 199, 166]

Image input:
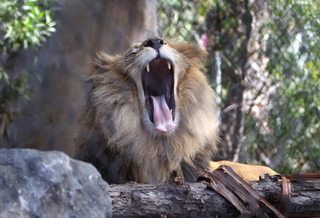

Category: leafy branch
[0, 0, 57, 139]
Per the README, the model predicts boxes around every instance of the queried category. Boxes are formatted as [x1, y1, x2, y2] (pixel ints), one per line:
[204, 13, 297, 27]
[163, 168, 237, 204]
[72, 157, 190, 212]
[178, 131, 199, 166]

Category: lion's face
[122, 37, 188, 135]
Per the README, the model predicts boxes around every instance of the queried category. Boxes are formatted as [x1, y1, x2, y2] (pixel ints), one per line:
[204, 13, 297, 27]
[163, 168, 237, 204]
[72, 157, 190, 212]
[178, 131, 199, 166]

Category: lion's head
[76, 37, 219, 183]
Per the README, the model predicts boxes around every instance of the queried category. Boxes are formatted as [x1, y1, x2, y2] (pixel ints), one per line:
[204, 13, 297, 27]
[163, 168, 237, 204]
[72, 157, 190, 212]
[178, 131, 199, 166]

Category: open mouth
[142, 58, 176, 132]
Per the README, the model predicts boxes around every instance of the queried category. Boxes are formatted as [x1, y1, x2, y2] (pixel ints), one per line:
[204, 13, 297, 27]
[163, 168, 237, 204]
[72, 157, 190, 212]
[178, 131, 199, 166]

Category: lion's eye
[126, 50, 137, 57]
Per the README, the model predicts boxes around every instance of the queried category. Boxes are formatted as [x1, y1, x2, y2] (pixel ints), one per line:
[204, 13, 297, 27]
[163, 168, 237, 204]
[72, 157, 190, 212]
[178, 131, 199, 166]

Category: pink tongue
[151, 95, 176, 132]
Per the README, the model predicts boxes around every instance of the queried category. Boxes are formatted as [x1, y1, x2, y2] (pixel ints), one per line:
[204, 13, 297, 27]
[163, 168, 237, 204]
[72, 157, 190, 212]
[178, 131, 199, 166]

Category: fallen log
[110, 173, 320, 217]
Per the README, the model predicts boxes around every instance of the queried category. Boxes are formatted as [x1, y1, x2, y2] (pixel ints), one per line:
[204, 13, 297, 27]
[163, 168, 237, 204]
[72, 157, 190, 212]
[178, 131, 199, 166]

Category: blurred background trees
[0, 0, 157, 154]
[0, 0, 56, 142]
[158, 0, 320, 174]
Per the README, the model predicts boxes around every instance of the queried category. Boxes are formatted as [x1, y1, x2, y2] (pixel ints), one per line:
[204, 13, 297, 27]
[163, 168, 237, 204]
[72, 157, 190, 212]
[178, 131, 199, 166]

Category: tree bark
[3, 0, 157, 155]
[109, 177, 320, 217]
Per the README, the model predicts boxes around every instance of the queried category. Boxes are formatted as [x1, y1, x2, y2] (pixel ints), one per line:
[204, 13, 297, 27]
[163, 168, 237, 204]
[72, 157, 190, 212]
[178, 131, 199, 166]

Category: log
[109, 175, 320, 217]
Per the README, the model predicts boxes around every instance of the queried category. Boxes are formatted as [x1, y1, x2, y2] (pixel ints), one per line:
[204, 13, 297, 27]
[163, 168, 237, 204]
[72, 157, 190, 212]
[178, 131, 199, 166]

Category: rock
[0, 149, 112, 218]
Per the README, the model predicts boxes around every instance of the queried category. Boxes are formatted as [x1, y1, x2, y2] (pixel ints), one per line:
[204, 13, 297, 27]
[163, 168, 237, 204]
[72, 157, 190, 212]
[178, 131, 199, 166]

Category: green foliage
[267, 60, 320, 173]
[244, 1, 320, 174]
[0, 67, 32, 113]
[0, 0, 56, 52]
[0, 0, 56, 137]
[158, 0, 212, 42]
[158, 0, 320, 174]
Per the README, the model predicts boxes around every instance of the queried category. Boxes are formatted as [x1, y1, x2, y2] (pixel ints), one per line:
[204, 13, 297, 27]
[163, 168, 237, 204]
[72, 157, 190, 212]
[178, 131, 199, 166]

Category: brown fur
[75, 37, 219, 183]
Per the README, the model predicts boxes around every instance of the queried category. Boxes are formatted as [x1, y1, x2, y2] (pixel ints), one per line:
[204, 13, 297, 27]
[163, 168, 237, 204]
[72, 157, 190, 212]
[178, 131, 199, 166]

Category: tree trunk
[109, 177, 320, 217]
[3, 0, 157, 155]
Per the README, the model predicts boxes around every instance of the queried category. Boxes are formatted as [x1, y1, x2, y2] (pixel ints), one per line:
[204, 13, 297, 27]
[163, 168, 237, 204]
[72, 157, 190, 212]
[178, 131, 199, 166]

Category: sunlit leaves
[0, 0, 56, 137]
[0, 0, 56, 52]
[158, 0, 320, 174]
[158, 0, 210, 42]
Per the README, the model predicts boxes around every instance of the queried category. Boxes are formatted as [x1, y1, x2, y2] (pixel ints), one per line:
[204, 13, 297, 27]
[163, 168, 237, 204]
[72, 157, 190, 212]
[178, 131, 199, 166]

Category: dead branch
[109, 173, 320, 217]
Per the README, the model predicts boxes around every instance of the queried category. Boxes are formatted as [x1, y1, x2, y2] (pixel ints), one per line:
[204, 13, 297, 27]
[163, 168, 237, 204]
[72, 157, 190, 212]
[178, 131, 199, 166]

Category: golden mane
[75, 38, 219, 183]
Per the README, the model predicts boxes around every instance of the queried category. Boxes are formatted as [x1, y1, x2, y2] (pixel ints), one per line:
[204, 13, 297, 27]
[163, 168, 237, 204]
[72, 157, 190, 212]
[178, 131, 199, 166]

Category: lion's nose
[144, 37, 165, 50]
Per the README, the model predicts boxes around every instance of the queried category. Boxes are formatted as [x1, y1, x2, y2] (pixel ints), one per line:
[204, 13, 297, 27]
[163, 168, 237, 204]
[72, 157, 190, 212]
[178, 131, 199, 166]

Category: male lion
[75, 37, 276, 184]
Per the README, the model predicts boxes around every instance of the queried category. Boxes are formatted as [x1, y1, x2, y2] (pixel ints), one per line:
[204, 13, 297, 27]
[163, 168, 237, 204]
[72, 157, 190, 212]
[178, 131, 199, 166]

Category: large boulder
[0, 149, 112, 218]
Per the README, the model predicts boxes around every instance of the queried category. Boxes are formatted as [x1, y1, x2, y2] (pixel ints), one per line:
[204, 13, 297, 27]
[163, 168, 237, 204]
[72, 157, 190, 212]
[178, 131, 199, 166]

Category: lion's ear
[87, 52, 124, 88]
[90, 52, 123, 76]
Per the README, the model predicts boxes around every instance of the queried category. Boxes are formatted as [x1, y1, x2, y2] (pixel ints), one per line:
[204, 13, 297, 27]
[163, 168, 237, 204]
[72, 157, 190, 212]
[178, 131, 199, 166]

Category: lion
[75, 37, 277, 184]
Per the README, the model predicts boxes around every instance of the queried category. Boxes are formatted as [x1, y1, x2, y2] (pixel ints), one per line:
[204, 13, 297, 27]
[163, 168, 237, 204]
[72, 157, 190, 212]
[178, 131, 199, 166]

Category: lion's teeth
[167, 62, 171, 70]
[170, 109, 172, 114]
[146, 64, 150, 72]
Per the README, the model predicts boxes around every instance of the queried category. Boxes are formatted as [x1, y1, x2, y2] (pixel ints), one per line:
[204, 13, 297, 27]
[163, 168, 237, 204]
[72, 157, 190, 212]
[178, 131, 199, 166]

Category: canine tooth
[146, 64, 150, 72]
[170, 109, 172, 114]
[167, 62, 171, 70]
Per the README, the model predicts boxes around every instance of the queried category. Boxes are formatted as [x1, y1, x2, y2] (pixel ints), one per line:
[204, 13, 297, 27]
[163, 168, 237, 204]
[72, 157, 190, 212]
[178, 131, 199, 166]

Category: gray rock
[0, 149, 112, 218]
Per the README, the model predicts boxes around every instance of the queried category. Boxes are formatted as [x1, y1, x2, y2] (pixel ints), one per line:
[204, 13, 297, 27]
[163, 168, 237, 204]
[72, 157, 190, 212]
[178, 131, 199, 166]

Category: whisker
[124, 60, 138, 75]
[123, 68, 137, 82]
[182, 68, 187, 75]
[125, 37, 133, 46]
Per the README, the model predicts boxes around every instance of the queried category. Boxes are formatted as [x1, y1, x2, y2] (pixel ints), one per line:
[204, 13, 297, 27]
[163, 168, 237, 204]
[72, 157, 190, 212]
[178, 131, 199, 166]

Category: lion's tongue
[151, 95, 176, 132]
